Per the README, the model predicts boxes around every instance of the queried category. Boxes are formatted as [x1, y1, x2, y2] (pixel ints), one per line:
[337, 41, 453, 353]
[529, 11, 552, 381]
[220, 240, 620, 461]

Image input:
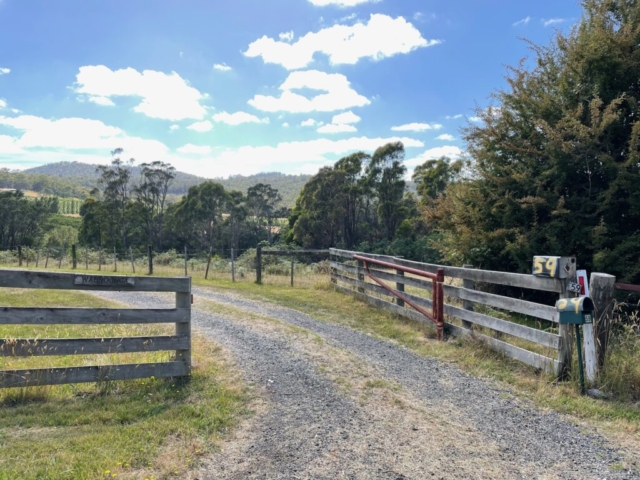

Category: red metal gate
[353, 255, 445, 340]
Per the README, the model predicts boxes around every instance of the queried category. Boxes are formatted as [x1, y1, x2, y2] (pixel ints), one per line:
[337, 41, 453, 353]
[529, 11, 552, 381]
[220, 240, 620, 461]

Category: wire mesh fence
[0, 246, 331, 289]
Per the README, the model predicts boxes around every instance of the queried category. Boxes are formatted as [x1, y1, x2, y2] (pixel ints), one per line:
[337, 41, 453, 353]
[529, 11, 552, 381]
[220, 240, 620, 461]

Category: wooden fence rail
[0, 270, 191, 389]
[330, 249, 565, 375]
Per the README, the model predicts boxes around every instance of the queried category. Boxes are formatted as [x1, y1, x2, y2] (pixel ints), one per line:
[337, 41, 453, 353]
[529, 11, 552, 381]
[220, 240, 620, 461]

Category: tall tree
[367, 142, 408, 240]
[134, 161, 176, 249]
[430, 0, 640, 281]
[412, 157, 464, 202]
[96, 149, 134, 248]
[247, 183, 282, 243]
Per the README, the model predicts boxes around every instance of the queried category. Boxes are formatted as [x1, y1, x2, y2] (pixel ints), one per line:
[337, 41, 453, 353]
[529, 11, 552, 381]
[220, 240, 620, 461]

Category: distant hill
[19, 161, 311, 207]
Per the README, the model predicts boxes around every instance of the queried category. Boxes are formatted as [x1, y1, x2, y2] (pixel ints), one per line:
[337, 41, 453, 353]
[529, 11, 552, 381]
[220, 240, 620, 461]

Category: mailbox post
[555, 297, 595, 394]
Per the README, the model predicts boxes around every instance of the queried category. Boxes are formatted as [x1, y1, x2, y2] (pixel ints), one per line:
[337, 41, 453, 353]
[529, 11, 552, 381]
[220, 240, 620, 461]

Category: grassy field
[195, 276, 640, 439]
[0, 288, 247, 480]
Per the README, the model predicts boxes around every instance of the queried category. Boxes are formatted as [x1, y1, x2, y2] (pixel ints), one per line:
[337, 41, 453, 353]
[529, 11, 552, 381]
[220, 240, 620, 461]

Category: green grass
[0, 288, 247, 480]
[193, 276, 640, 437]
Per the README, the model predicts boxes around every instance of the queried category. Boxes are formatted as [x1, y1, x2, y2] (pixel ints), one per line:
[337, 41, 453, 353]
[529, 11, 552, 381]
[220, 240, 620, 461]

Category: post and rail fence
[0, 269, 191, 388]
[331, 248, 581, 378]
[256, 246, 330, 286]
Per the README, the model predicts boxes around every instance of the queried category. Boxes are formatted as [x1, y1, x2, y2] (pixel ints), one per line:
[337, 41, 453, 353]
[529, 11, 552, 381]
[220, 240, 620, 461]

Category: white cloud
[301, 118, 318, 127]
[391, 122, 442, 132]
[332, 111, 361, 125]
[87, 96, 115, 106]
[187, 120, 213, 132]
[543, 18, 565, 27]
[249, 70, 370, 113]
[513, 16, 531, 27]
[406, 145, 463, 166]
[308, 0, 375, 6]
[283, 122, 290, 127]
[469, 116, 481, 122]
[175, 136, 425, 177]
[213, 63, 232, 72]
[212, 111, 268, 125]
[0, 135, 24, 154]
[177, 144, 212, 155]
[169, 124, 180, 131]
[316, 111, 361, 134]
[0, 99, 6, 109]
[74, 65, 208, 121]
[279, 31, 295, 42]
[446, 114, 463, 120]
[436, 134, 455, 141]
[244, 14, 440, 70]
[0, 68, 10, 75]
[0, 115, 168, 159]
[318, 123, 357, 134]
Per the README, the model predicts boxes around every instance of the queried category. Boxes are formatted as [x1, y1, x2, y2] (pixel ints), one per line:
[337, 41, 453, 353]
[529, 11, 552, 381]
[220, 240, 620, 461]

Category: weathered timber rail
[330, 249, 567, 375]
[0, 269, 191, 388]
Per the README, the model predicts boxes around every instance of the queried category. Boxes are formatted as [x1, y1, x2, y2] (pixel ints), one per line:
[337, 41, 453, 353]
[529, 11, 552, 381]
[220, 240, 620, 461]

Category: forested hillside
[17, 162, 310, 206]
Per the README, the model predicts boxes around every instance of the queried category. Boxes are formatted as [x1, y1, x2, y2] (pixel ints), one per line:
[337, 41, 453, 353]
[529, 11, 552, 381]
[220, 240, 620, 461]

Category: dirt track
[95, 287, 638, 480]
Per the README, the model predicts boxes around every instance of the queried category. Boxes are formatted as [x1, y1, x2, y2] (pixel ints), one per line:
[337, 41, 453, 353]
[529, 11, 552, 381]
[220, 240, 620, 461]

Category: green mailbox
[555, 297, 595, 325]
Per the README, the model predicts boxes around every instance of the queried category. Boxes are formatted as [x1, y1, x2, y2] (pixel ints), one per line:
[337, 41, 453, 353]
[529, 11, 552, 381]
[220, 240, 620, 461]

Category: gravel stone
[92, 288, 639, 480]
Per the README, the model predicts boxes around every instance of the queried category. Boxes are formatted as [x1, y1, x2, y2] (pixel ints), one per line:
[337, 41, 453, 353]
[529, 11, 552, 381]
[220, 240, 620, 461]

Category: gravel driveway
[93, 287, 638, 480]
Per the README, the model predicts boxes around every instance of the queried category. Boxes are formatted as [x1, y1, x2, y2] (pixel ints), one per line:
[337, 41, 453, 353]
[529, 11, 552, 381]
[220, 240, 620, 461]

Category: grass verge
[0, 288, 247, 480]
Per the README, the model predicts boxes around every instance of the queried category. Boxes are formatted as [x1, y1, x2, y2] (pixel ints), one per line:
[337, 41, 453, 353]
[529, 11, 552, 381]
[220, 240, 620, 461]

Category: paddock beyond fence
[330, 248, 572, 376]
[0, 270, 191, 388]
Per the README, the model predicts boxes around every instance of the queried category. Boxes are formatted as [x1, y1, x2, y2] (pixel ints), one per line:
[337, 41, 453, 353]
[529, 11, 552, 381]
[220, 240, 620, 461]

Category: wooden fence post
[113, 246, 117, 272]
[184, 246, 188, 276]
[45, 247, 49, 268]
[205, 247, 213, 280]
[98, 247, 102, 271]
[129, 246, 135, 273]
[25, 247, 29, 268]
[85, 246, 88, 270]
[396, 269, 405, 307]
[18, 246, 22, 267]
[148, 245, 153, 275]
[462, 264, 474, 330]
[356, 259, 365, 294]
[72, 244, 77, 269]
[291, 258, 295, 287]
[231, 248, 236, 282]
[557, 278, 576, 379]
[590, 273, 616, 372]
[35, 247, 40, 268]
[175, 279, 192, 372]
[256, 246, 262, 284]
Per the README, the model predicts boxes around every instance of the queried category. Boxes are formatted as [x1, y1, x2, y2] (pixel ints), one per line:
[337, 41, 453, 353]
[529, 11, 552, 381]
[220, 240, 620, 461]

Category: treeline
[19, 162, 311, 207]
[287, 0, 640, 284]
[79, 149, 289, 253]
[0, 191, 58, 249]
[0, 169, 91, 198]
[286, 142, 457, 263]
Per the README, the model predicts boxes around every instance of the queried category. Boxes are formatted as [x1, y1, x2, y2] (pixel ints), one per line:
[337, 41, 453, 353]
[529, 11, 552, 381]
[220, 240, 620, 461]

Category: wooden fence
[0, 270, 191, 388]
[330, 249, 575, 377]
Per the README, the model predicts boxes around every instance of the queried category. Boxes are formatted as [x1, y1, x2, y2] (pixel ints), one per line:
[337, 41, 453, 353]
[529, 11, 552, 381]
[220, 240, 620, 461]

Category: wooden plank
[0, 335, 189, 356]
[262, 250, 329, 256]
[334, 281, 558, 372]
[443, 285, 558, 322]
[0, 362, 189, 389]
[329, 248, 356, 260]
[444, 304, 561, 348]
[175, 287, 191, 370]
[450, 326, 557, 372]
[354, 252, 563, 293]
[0, 270, 190, 292]
[0, 308, 190, 325]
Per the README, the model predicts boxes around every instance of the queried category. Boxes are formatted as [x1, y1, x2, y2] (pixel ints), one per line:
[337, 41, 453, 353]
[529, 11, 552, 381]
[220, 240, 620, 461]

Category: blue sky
[0, 0, 581, 178]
